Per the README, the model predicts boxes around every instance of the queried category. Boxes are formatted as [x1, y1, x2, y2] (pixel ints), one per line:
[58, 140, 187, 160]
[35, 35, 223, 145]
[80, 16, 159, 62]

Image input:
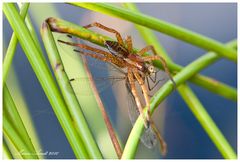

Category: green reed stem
[178, 84, 237, 159]
[3, 3, 29, 83]
[123, 3, 237, 102]
[121, 47, 237, 159]
[121, 3, 236, 158]
[122, 3, 236, 158]
[3, 115, 37, 159]
[71, 3, 237, 62]
[3, 3, 89, 159]
[41, 20, 102, 159]
[3, 84, 39, 159]
[3, 140, 13, 159]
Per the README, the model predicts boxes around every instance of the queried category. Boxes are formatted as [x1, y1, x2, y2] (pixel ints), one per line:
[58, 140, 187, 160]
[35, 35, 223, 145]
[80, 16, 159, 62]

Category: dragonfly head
[147, 65, 156, 75]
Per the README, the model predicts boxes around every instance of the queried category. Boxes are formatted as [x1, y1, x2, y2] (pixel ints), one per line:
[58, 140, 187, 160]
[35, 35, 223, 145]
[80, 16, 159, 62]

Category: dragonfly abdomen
[104, 40, 129, 58]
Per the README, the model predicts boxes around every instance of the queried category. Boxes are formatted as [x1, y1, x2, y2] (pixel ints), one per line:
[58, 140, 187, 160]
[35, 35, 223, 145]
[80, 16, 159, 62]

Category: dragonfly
[57, 22, 175, 155]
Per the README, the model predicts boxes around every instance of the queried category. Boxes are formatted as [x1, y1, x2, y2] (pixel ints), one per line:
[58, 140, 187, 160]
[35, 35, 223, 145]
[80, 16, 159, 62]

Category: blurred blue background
[3, 3, 237, 159]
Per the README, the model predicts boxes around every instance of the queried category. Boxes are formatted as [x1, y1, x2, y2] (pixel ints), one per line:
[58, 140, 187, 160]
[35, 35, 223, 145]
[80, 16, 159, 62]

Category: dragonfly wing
[126, 81, 158, 149]
[57, 33, 117, 71]
[140, 127, 158, 149]
[57, 34, 127, 96]
[68, 75, 126, 96]
[126, 81, 140, 124]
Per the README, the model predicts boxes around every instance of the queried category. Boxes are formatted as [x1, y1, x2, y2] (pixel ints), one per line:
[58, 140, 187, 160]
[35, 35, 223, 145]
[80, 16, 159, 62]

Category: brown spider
[58, 22, 175, 155]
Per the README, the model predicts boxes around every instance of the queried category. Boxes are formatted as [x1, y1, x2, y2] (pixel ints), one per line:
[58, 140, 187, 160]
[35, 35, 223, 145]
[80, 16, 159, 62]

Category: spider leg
[149, 120, 167, 156]
[58, 40, 126, 68]
[125, 35, 133, 52]
[73, 49, 108, 62]
[138, 45, 176, 88]
[133, 69, 151, 126]
[127, 68, 148, 128]
[133, 70, 167, 154]
[146, 76, 151, 90]
[147, 72, 159, 91]
[58, 39, 111, 57]
[84, 22, 124, 45]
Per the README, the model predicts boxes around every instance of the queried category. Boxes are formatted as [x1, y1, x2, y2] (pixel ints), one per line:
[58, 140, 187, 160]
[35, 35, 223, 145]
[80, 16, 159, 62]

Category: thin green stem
[178, 83, 237, 159]
[122, 3, 171, 63]
[3, 84, 38, 158]
[3, 114, 38, 159]
[16, 3, 42, 54]
[3, 140, 13, 159]
[3, 3, 89, 159]
[151, 41, 237, 101]
[189, 72, 237, 101]
[123, 3, 236, 158]
[47, 17, 237, 101]
[4, 129, 24, 159]
[121, 43, 237, 159]
[71, 3, 237, 62]
[123, 3, 237, 102]
[41, 21, 102, 159]
[3, 3, 29, 83]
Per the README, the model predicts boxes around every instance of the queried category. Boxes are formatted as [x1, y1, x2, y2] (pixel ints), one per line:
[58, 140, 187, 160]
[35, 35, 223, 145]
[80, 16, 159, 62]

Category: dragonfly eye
[148, 65, 155, 74]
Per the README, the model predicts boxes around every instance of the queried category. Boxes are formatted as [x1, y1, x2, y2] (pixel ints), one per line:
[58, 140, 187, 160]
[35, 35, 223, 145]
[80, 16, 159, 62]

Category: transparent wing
[57, 33, 122, 72]
[69, 74, 126, 96]
[56, 33, 128, 96]
[126, 81, 158, 149]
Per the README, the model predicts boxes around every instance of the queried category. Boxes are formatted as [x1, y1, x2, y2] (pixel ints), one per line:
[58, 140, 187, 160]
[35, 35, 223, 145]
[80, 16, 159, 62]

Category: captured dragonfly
[57, 22, 175, 155]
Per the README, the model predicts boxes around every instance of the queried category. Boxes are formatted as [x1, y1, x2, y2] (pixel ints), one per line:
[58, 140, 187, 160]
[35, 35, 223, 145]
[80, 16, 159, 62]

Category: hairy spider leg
[73, 49, 110, 62]
[84, 22, 124, 45]
[125, 35, 133, 52]
[132, 69, 167, 155]
[132, 69, 151, 126]
[146, 76, 161, 91]
[138, 45, 176, 88]
[149, 119, 167, 156]
[127, 68, 149, 128]
[58, 40, 126, 68]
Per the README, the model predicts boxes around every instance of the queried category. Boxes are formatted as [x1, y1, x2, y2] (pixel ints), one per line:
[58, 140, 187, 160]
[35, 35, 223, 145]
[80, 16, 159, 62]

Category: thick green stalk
[3, 84, 38, 158]
[17, 3, 43, 54]
[3, 3, 89, 159]
[47, 17, 237, 101]
[41, 21, 102, 159]
[123, 3, 236, 158]
[3, 3, 29, 83]
[122, 3, 171, 63]
[4, 130, 23, 159]
[3, 140, 13, 159]
[178, 84, 237, 159]
[71, 3, 237, 62]
[150, 41, 237, 101]
[123, 3, 237, 102]
[121, 46, 237, 159]
[3, 115, 38, 159]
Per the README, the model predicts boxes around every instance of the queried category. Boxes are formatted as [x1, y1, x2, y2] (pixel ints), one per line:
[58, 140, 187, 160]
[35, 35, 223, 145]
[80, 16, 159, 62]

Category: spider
[58, 22, 175, 155]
